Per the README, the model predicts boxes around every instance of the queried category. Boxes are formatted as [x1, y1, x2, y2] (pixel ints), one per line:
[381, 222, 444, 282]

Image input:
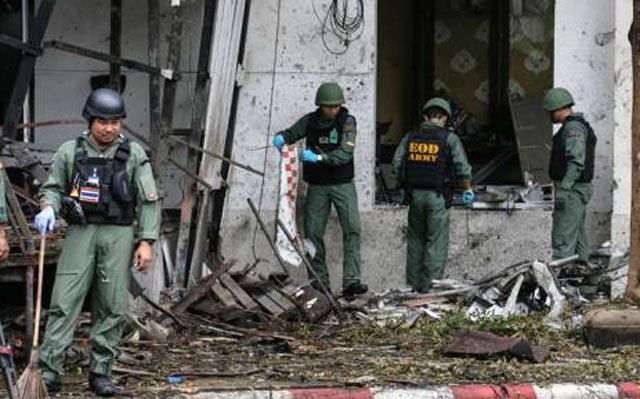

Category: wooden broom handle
[32, 234, 46, 348]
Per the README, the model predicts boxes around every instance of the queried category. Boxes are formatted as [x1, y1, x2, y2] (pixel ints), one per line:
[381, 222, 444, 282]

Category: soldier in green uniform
[34, 88, 160, 396]
[392, 98, 474, 293]
[272, 82, 367, 298]
[543, 87, 596, 262]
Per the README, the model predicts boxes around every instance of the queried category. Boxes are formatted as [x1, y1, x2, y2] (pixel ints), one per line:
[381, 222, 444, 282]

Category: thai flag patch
[79, 186, 100, 203]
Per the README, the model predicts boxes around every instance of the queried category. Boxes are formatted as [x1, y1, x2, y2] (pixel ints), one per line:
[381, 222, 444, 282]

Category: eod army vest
[402, 126, 450, 191]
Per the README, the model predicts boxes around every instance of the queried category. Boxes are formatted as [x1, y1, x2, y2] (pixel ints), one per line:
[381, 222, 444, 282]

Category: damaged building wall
[220, 0, 554, 292]
[219, 0, 377, 277]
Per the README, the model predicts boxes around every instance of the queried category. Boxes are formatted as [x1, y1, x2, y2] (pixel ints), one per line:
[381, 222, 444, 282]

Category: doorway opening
[375, 0, 555, 205]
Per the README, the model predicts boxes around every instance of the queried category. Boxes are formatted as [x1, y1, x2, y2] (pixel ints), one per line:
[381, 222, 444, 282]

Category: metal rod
[42, 40, 180, 80]
[0, 118, 84, 131]
[275, 217, 340, 313]
[120, 124, 216, 191]
[246, 198, 289, 275]
[0, 34, 42, 56]
[170, 136, 264, 177]
[169, 158, 214, 191]
[110, 0, 122, 92]
[548, 255, 580, 268]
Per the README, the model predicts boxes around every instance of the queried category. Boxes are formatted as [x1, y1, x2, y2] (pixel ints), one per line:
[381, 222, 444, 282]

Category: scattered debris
[444, 330, 550, 363]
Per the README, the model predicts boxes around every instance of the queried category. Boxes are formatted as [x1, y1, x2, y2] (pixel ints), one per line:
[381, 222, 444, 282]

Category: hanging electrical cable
[312, 0, 365, 55]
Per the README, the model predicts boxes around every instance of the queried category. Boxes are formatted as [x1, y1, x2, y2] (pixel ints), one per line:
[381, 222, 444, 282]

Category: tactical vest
[549, 115, 597, 183]
[303, 108, 355, 185]
[68, 137, 135, 225]
[402, 126, 450, 190]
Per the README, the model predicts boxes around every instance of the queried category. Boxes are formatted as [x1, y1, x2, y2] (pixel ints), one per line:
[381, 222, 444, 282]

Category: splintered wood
[189, 272, 331, 323]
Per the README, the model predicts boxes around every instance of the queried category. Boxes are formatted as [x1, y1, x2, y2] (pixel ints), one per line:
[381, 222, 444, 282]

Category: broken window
[375, 0, 555, 206]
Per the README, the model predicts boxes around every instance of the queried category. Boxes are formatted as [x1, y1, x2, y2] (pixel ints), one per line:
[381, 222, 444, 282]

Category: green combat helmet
[543, 88, 574, 111]
[315, 82, 345, 106]
[422, 97, 451, 118]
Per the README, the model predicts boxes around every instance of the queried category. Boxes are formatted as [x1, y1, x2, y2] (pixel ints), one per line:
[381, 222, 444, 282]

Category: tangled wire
[313, 0, 365, 55]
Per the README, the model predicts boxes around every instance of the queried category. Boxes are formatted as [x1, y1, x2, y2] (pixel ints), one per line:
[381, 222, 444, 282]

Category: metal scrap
[445, 330, 550, 363]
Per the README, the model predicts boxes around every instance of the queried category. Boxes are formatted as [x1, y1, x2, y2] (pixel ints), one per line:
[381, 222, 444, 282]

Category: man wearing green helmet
[391, 97, 473, 293]
[543, 87, 597, 263]
[272, 82, 367, 298]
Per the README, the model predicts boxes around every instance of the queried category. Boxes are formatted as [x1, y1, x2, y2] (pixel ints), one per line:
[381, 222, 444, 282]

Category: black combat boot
[43, 377, 62, 393]
[89, 372, 117, 397]
[343, 282, 368, 298]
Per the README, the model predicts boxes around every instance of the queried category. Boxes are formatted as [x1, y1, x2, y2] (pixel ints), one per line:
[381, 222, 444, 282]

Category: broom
[17, 234, 49, 398]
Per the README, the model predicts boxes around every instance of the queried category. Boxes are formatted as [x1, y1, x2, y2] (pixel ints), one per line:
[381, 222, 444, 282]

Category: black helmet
[82, 88, 126, 122]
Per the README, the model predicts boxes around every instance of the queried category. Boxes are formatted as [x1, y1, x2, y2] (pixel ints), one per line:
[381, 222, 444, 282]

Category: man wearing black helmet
[35, 88, 160, 396]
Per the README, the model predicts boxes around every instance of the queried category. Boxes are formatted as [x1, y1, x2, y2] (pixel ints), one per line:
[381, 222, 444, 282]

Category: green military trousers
[406, 189, 450, 292]
[40, 224, 134, 380]
[552, 183, 593, 262]
[304, 181, 361, 290]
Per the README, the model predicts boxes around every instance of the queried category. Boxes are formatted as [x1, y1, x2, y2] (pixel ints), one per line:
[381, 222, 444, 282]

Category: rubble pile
[2, 242, 638, 396]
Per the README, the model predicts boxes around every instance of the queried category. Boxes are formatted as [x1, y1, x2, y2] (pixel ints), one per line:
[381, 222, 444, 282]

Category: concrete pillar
[554, 0, 616, 248]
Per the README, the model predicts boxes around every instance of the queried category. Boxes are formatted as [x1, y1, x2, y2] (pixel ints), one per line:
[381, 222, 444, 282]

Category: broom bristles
[16, 350, 49, 399]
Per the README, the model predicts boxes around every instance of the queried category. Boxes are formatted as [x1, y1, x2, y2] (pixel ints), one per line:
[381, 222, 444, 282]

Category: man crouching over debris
[34, 88, 160, 396]
[271, 82, 367, 299]
[543, 88, 597, 264]
[392, 98, 473, 293]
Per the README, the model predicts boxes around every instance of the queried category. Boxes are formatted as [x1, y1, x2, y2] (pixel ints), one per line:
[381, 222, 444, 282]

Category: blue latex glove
[463, 189, 475, 208]
[272, 135, 285, 151]
[301, 149, 321, 163]
[35, 206, 56, 236]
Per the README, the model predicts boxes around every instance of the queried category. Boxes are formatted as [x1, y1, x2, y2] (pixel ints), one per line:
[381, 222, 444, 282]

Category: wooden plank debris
[262, 285, 296, 313]
[219, 273, 260, 311]
[166, 260, 236, 321]
[211, 282, 241, 309]
[252, 289, 285, 317]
